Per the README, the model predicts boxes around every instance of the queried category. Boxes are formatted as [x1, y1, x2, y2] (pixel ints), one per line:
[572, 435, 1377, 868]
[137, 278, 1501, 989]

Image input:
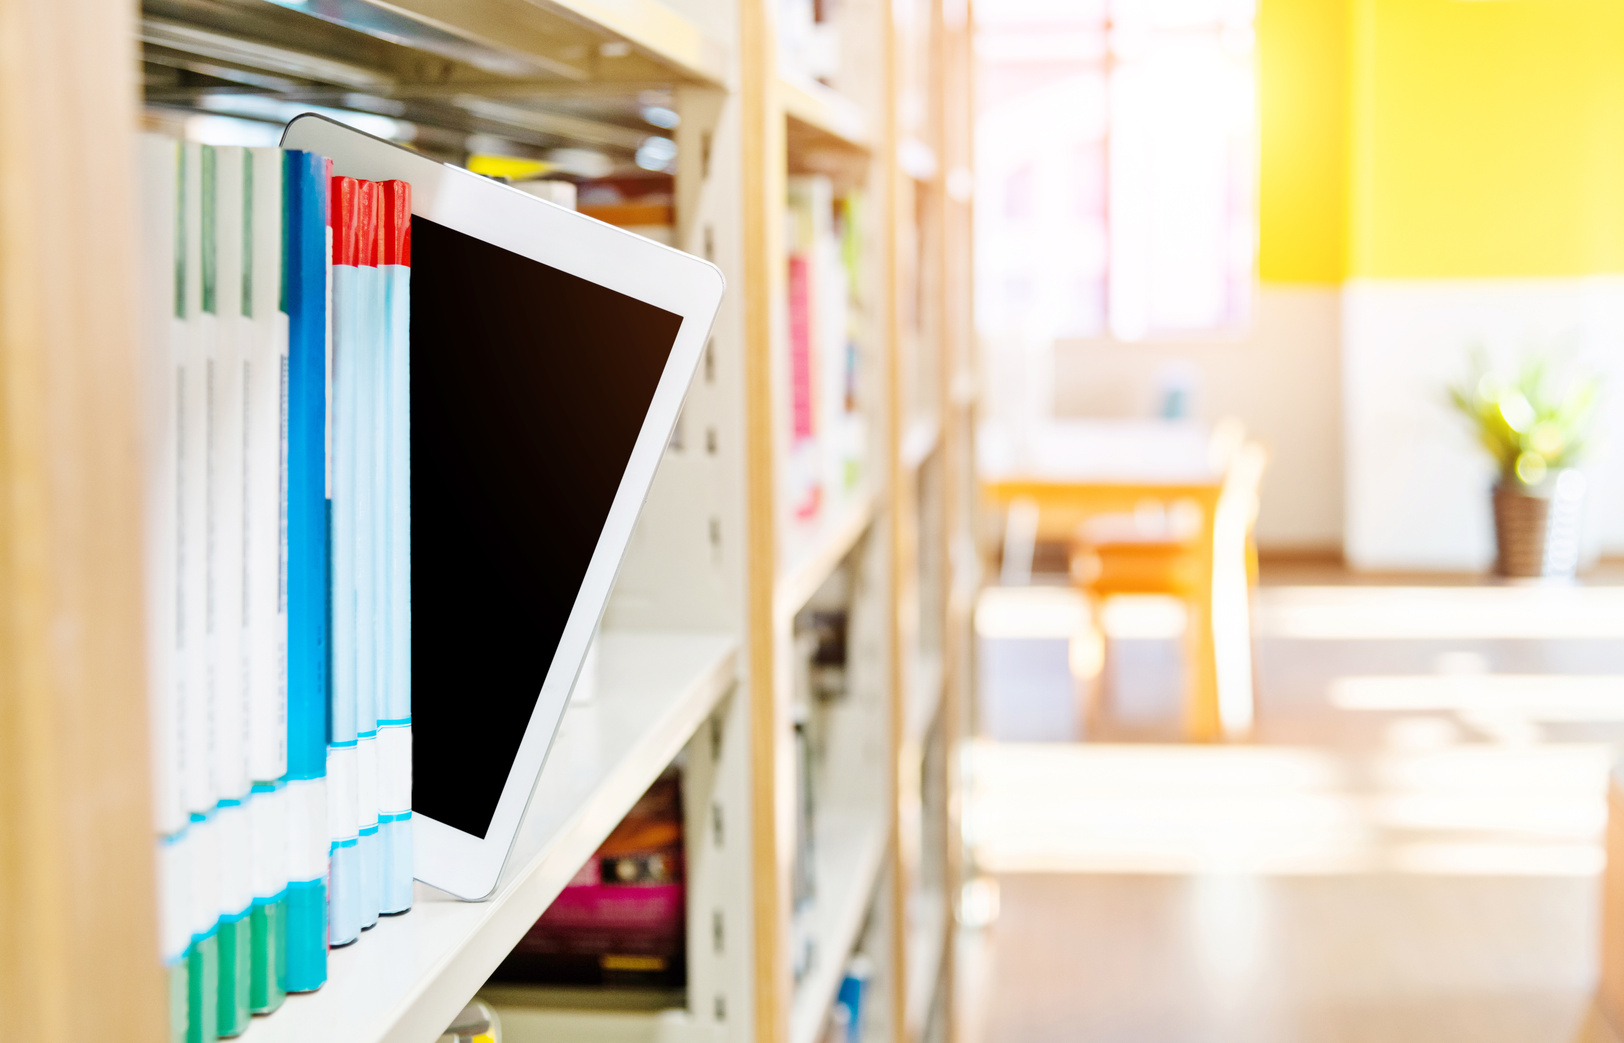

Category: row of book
[786, 175, 867, 528]
[140, 135, 414, 1043]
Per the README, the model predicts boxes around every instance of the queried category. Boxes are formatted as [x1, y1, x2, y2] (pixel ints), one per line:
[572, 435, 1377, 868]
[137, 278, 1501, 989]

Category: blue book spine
[326, 176, 362, 947]
[376, 227, 409, 909]
[356, 245, 383, 928]
[283, 148, 330, 992]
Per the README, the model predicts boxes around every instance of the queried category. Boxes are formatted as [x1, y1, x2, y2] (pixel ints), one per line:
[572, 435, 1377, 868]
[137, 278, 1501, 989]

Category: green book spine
[248, 896, 287, 1014]
[186, 933, 220, 1043]
[216, 912, 251, 1036]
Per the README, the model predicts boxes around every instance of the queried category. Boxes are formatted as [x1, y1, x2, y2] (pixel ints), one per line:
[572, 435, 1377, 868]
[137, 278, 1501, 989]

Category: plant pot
[1492, 469, 1586, 578]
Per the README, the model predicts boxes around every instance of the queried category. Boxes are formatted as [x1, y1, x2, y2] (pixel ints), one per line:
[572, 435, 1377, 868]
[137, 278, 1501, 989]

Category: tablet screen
[410, 214, 683, 839]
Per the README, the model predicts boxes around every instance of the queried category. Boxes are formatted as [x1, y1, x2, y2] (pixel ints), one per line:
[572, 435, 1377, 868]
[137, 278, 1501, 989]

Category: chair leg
[1184, 548, 1222, 742]
[1000, 497, 1039, 586]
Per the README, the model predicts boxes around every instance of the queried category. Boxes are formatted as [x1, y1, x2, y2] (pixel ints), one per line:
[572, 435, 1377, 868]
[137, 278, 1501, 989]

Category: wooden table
[979, 421, 1226, 740]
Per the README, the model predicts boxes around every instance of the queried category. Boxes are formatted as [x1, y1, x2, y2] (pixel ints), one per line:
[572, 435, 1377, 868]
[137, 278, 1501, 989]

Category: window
[976, 0, 1256, 342]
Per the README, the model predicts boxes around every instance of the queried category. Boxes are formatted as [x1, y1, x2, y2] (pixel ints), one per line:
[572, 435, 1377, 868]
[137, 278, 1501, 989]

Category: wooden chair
[1069, 439, 1268, 740]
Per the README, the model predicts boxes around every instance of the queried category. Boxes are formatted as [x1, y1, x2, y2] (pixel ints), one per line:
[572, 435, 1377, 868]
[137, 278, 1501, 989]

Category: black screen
[410, 214, 682, 838]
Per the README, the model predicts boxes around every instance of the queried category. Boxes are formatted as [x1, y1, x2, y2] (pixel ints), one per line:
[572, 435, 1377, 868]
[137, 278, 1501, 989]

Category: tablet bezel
[280, 114, 724, 901]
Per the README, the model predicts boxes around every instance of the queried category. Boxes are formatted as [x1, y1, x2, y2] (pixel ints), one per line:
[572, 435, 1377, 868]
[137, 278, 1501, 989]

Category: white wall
[1048, 285, 1344, 549]
[1342, 277, 1624, 571]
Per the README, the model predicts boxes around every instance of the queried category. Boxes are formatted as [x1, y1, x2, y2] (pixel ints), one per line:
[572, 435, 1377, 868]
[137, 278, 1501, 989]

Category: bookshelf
[0, 0, 976, 1041]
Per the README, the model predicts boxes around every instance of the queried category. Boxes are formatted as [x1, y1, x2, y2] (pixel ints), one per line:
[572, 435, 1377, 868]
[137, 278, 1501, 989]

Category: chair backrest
[1207, 416, 1247, 475]
[1210, 440, 1268, 739]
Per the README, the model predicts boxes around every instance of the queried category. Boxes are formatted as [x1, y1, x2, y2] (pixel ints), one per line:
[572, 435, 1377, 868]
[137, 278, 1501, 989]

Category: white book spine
[245, 146, 288, 787]
[210, 147, 253, 941]
[180, 142, 213, 822]
[211, 145, 250, 807]
[142, 134, 189, 968]
[141, 134, 186, 841]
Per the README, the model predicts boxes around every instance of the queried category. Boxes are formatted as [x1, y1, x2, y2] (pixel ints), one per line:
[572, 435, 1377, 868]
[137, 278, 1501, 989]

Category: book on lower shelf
[490, 766, 687, 990]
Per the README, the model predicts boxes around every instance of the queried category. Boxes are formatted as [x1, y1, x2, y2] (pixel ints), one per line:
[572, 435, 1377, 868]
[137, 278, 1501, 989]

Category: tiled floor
[963, 576, 1624, 1043]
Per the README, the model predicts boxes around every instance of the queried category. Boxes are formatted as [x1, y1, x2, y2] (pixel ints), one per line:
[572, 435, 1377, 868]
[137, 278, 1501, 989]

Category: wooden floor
[963, 577, 1624, 1043]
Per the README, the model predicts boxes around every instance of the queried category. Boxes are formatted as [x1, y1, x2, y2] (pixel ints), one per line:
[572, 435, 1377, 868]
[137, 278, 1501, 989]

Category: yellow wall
[1259, 0, 1624, 283]
[1347, 0, 1624, 279]
[1257, 0, 1348, 284]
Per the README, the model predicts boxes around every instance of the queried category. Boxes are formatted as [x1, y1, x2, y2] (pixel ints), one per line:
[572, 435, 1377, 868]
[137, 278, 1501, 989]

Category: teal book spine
[283, 147, 331, 992]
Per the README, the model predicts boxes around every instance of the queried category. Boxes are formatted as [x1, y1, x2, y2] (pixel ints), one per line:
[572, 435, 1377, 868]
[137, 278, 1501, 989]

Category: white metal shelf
[779, 73, 872, 151]
[776, 489, 878, 624]
[789, 806, 890, 1043]
[239, 630, 737, 1043]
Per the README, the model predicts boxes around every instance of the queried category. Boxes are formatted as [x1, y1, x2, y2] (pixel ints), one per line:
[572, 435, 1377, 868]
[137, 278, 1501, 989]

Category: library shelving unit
[0, 0, 975, 1041]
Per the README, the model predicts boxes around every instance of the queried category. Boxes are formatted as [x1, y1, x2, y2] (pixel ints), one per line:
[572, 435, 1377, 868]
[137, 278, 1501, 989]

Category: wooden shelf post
[0, 0, 164, 1040]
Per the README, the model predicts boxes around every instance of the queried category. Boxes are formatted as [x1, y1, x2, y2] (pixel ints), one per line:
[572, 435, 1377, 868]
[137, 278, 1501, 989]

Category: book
[140, 132, 193, 1043]
[378, 179, 413, 915]
[283, 148, 331, 990]
[204, 143, 254, 1039]
[326, 173, 363, 947]
[492, 770, 685, 987]
[786, 175, 864, 530]
[180, 139, 222, 1043]
[245, 144, 290, 1015]
[356, 179, 383, 930]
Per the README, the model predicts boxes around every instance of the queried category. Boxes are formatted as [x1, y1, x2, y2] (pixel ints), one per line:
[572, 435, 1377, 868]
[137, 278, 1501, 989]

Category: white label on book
[377, 724, 411, 815]
[249, 785, 289, 900]
[357, 734, 379, 829]
[286, 777, 328, 882]
[327, 743, 359, 842]
[217, 800, 252, 916]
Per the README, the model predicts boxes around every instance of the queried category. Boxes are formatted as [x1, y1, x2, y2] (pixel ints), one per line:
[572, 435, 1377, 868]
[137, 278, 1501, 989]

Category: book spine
[208, 144, 253, 1039]
[141, 131, 191, 1043]
[180, 140, 223, 1043]
[378, 179, 413, 915]
[326, 174, 362, 948]
[283, 148, 330, 992]
[244, 145, 289, 1015]
[355, 179, 382, 930]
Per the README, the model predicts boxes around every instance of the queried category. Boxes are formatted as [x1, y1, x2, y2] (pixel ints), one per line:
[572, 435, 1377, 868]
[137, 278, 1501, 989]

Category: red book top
[357, 180, 379, 268]
[330, 176, 360, 266]
[379, 180, 411, 267]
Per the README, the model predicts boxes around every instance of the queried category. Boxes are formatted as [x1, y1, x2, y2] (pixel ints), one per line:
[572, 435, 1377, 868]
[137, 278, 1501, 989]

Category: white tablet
[281, 114, 724, 900]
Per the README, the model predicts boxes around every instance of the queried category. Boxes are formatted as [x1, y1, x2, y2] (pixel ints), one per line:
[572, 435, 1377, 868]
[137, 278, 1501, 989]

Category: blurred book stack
[492, 768, 687, 989]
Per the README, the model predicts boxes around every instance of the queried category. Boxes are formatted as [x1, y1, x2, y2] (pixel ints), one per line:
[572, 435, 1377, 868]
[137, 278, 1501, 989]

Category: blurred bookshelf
[0, 0, 975, 1040]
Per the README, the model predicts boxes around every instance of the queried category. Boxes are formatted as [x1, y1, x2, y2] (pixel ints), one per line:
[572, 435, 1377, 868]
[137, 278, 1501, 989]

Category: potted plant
[1449, 349, 1600, 578]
